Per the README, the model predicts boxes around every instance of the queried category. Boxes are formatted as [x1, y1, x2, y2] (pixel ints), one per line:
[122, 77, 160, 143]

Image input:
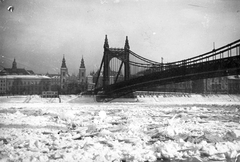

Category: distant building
[0, 77, 6, 94]
[0, 58, 51, 95]
[42, 91, 58, 98]
[78, 57, 87, 92]
[0, 75, 50, 95]
[79, 57, 86, 83]
[46, 73, 61, 92]
[0, 58, 35, 75]
[66, 74, 80, 94]
[228, 75, 240, 94]
[157, 76, 240, 94]
[203, 77, 228, 94]
[87, 74, 95, 91]
[156, 81, 192, 93]
[192, 79, 205, 93]
[60, 55, 69, 92]
[192, 77, 228, 94]
[68, 74, 78, 83]
[92, 70, 103, 88]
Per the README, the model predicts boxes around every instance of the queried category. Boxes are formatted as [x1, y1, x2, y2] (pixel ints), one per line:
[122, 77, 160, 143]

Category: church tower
[60, 55, 68, 90]
[79, 56, 86, 83]
[12, 58, 17, 70]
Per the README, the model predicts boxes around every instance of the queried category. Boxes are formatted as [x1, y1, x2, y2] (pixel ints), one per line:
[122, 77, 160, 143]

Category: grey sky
[0, 0, 240, 75]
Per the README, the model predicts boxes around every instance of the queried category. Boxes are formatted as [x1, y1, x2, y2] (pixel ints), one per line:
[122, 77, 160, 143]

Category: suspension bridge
[94, 36, 240, 101]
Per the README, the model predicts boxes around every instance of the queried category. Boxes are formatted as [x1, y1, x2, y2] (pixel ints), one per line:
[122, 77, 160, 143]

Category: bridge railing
[165, 39, 240, 68]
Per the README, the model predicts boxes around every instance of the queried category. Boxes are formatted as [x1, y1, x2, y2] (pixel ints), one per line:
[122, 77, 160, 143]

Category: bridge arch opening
[109, 57, 125, 84]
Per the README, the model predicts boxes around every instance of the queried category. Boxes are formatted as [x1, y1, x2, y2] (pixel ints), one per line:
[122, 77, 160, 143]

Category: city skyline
[0, 0, 240, 75]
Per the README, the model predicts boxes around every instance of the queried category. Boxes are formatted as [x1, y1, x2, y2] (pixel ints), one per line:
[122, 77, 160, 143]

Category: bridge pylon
[95, 35, 130, 93]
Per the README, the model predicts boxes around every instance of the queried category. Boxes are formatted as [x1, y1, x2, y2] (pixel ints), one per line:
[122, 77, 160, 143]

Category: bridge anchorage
[94, 36, 240, 102]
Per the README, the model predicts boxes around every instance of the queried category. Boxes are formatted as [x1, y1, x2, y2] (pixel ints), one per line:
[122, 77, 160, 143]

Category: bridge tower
[102, 35, 109, 88]
[96, 35, 130, 91]
[124, 36, 130, 81]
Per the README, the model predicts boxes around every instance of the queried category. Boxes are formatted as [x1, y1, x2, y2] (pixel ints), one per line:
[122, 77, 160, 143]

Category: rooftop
[0, 75, 50, 79]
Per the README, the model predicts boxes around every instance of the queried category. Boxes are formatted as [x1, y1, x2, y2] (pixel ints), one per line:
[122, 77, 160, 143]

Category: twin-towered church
[59, 55, 86, 92]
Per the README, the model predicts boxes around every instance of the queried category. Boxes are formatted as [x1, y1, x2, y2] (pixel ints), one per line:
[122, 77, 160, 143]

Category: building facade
[156, 76, 240, 94]
[203, 77, 229, 94]
[46, 73, 61, 92]
[0, 75, 50, 95]
[225, 76, 240, 94]
[87, 75, 95, 91]
[155, 81, 192, 93]
[0, 77, 6, 94]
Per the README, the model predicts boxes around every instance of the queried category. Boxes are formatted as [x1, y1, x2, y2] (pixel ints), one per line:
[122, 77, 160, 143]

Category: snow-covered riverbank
[0, 95, 240, 162]
[1, 94, 240, 104]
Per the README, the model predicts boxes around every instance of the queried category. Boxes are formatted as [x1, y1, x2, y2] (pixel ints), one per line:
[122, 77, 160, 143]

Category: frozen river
[0, 95, 240, 162]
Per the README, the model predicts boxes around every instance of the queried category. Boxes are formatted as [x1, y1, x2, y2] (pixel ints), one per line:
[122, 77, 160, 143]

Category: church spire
[104, 35, 109, 49]
[80, 56, 85, 68]
[61, 55, 67, 68]
[124, 36, 130, 50]
[12, 58, 17, 69]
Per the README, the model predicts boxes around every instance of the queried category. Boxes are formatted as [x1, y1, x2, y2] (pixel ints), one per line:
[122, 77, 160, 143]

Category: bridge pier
[95, 91, 135, 102]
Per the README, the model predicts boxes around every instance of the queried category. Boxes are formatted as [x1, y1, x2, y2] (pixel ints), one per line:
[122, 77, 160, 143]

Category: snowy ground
[0, 95, 240, 162]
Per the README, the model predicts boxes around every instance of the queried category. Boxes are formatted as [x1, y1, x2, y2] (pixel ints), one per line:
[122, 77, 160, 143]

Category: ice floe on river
[0, 95, 240, 162]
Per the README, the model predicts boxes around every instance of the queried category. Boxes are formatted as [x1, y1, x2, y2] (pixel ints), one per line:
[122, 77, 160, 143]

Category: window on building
[63, 72, 65, 77]
[82, 72, 84, 77]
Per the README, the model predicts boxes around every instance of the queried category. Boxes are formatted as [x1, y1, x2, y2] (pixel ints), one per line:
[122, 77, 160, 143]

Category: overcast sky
[0, 0, 240, 75]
